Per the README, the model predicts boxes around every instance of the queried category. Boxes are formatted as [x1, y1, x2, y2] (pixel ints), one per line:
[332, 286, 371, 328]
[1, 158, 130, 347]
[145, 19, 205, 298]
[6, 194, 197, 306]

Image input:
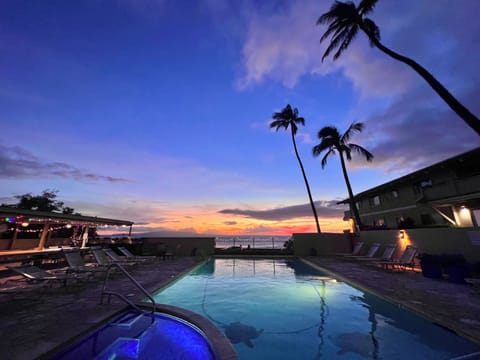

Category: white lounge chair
[356, 244, 397, 262]
[117, 246, 156, 261]
[335, 241, 364, 257]
[373, 245, 418, 271]
[344, 243, 380, 259]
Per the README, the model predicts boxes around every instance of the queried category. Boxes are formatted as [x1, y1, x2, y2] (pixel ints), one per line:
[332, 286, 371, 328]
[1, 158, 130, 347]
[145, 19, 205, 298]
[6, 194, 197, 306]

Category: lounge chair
[117, 246, 156, 261]
[373, 245, 418, 271]
[344, 243, 380, 259]
[91, 248, 136, 267]
[103, 248, 142, 264]
[355, 244, 397, 262]
[335, 241, 364, 257]
[6, 264, 82, 287]
[63, 249, 109, 277]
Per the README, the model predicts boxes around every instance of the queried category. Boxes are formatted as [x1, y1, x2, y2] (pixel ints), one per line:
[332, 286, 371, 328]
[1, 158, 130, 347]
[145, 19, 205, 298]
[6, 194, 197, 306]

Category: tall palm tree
[313, 122, 373, 231]
[317, 0, 480, 136]
[270, 104, 321, 233]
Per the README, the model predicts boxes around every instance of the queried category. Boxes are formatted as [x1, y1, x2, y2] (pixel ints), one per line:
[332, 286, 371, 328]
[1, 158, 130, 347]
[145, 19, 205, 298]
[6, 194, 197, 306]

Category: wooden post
[81, 225, 89, 248]
[8, 226, 19, 250]
[37, 223, 50, 250]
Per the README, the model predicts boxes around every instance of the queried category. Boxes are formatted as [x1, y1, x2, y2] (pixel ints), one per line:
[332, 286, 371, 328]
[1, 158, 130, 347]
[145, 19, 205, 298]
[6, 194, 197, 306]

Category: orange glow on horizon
[133, 209, 348, 236]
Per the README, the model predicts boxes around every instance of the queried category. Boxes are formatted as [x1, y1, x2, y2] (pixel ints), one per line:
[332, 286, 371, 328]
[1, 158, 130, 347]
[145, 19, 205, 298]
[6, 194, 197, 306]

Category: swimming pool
[51, 310, 216, 360]
[152, 257, 480, 359]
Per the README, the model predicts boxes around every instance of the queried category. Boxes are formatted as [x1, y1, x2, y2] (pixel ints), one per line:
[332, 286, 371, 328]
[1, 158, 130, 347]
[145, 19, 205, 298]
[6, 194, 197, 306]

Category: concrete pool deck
[0, 255, 479, 359]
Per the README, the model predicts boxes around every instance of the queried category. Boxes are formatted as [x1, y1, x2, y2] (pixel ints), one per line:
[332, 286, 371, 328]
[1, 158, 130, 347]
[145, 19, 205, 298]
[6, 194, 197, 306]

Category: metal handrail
[100, 262, 156, 313]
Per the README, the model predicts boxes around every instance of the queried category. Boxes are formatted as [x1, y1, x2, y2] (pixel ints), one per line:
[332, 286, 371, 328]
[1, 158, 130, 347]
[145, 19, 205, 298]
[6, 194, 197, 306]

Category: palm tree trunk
[361, 26, 480, 136]
[291, 129, 321, 233]
[338, 152, 363, 231]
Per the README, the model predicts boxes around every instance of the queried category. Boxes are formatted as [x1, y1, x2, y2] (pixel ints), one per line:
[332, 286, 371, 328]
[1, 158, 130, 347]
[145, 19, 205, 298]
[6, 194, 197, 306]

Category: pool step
[110, 311, 145, 328]
[95, 320, 158, 359]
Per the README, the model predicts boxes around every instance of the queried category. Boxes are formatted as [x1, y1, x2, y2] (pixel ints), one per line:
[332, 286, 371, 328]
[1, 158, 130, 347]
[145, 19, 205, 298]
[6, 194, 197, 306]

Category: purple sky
[1, 0, 479, 236]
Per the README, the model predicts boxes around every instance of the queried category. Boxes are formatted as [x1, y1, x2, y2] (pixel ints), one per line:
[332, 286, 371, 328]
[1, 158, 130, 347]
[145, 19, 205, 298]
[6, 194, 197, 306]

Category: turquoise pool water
[152, 258, 480, 360]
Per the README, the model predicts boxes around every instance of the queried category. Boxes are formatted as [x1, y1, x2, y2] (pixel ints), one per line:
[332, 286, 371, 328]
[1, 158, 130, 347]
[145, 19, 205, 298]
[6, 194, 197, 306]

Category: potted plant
[418, 253, 443, 279]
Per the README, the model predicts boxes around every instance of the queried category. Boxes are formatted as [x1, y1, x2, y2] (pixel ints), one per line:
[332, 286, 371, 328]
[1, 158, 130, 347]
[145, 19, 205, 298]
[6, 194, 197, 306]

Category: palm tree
[313, 122, 373, 231]
[317, 0, 480, 136]
[270, 104, 321, 233]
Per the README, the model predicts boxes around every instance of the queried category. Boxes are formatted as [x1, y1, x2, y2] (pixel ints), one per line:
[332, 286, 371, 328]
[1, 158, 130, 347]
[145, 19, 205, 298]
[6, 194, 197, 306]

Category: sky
[1, 0, 479, 237]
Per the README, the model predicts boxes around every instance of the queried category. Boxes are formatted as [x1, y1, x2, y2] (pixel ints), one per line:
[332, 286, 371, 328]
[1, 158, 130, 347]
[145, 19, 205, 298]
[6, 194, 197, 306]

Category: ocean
[214, 236, 291, 249]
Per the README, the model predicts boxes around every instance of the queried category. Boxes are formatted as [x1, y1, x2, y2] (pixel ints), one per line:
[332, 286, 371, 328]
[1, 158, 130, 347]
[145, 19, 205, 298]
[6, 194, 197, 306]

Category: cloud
[236, 0, 331, 89]
[0, 143, 131, 183]
[223, 221, 238, 225]
[350, 85, 480, 176]
[218, 200, 345, 221]
[236, 0, 412, 96]
[337, 43, 413, 99]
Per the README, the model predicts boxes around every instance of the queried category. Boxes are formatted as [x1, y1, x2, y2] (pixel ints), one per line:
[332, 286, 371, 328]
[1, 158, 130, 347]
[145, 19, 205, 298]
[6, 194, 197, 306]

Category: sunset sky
[1, 0, 479, 236]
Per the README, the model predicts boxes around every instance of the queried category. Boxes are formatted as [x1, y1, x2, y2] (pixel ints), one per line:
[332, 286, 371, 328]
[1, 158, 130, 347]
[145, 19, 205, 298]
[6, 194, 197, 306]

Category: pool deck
[0, 255, 479, 359]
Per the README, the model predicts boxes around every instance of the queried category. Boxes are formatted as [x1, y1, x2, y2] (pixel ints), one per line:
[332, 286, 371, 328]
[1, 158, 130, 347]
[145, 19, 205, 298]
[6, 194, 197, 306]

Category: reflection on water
[153, 258, 480, 360]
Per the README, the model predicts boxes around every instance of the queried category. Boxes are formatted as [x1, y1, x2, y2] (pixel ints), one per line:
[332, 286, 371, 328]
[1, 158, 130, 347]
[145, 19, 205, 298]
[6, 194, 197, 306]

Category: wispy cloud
[218, 200, 345, 221]
[0, 144, 131, 183]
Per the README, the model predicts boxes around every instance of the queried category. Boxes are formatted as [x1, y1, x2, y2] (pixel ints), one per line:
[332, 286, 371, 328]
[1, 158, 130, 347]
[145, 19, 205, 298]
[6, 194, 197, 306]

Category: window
[413, 179, 432, 195]
[356, 201, 362, 209]
[373, 218, 385, 227]
[369, 196, 381, 206]
[392, 190, 399, 198]
[420, 179, 432, 187]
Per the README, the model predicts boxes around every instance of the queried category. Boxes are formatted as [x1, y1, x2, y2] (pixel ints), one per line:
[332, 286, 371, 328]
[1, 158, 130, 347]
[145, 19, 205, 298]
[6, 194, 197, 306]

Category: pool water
[52, 310, 215, 360]
[152, 258, 480, 360]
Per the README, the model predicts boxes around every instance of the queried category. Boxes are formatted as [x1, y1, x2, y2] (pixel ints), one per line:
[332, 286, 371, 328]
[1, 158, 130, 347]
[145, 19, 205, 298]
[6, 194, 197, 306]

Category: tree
[317, 0, 480, 136]
[313, 122, 373, 231]
[270, 104, 322, 233]
[11, 189, 75, 213]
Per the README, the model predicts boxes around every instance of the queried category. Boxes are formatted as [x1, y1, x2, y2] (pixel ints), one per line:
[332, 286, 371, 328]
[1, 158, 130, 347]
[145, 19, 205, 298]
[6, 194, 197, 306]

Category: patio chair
[335, 241, 364, 257]
[63, 249, 109, 277]
[355, 244, 397, 262]
[117, 246, 157, 261]
[373, 245, 418, 271]
[6, 264, 83, 287]
[343, 243, 380, 259]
